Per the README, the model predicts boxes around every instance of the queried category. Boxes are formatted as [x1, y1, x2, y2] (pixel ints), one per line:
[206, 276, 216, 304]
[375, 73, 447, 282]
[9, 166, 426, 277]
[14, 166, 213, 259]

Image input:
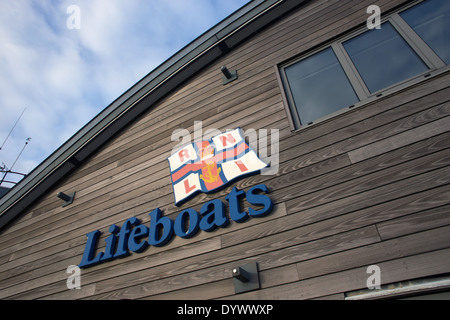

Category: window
[280, 0, 449, 129]
[400, 0, 450, 64]
[342, 21, 428, 94]
[284, 47, 359, 125]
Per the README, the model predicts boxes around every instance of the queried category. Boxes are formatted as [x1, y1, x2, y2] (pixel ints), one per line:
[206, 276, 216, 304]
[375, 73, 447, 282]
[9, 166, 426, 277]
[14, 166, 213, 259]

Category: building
[0, 0, 449, 300]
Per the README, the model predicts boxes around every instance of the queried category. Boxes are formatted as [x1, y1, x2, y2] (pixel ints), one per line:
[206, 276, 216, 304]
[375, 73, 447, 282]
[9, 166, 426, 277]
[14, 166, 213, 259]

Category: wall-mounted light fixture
[232, 266, 251, 282]
[57, 191, 76, 207]
[221, 66, 238, 85]
[232, 262, 260, 294]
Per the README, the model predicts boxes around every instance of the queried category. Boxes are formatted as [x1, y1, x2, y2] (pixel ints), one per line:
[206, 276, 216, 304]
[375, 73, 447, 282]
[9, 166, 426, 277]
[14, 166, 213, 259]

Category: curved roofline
[0, 0, 311, 230]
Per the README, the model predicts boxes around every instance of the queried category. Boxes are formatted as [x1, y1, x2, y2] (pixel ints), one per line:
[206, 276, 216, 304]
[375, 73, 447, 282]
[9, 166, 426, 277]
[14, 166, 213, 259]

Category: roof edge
[0, 0, 311, 231]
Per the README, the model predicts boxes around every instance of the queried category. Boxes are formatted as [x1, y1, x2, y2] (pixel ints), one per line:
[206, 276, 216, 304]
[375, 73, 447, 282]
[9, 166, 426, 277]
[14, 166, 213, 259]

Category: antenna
[0, 139, 31, 187]
[0, 107, 26, 151]
[0, 108, 30, 188]
[9, 137, 31, 172]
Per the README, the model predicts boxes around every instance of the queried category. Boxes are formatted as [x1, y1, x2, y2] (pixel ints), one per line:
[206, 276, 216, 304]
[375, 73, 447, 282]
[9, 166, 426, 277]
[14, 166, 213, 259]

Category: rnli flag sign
[168, 128, 268, 206]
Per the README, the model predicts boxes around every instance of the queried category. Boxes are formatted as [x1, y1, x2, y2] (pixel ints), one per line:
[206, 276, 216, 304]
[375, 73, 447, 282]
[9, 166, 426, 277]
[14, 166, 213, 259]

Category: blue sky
[0, 0, 250, 187]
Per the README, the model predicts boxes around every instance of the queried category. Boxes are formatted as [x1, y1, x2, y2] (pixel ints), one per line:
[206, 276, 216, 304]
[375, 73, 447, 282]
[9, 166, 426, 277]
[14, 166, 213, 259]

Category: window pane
[343, 22, 428, 93]
[284, 47, 359, 125]
[400, 0, 450, 64]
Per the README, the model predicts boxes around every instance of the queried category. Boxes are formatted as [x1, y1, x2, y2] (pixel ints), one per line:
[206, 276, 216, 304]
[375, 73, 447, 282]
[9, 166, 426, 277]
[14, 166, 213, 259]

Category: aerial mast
[0, 108, 30, 188]
[0, 107, 26, 151]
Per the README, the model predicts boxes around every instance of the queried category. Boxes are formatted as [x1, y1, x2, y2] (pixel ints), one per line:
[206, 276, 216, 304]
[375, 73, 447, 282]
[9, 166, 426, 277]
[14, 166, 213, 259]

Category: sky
[0, 0, 250, 187]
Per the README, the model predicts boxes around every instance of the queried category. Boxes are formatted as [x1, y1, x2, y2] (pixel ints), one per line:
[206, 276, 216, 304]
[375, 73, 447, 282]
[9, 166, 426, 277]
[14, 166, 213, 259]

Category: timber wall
[0, 0, 449, 299]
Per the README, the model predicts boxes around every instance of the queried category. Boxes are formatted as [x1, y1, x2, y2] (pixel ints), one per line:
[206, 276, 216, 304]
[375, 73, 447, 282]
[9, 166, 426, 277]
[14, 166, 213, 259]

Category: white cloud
[0, 0, 250, 187]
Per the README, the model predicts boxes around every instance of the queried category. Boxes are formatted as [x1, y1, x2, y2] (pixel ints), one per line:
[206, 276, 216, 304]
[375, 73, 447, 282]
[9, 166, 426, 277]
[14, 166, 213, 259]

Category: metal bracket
[57, 191, 76, 207]
[221, 66, 238, 85]
[232, 262, 260, 294]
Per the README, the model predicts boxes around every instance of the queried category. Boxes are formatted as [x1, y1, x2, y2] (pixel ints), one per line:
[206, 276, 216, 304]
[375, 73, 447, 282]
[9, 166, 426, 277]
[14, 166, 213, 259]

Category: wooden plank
[312, 293, 345, 300]
[377, 204, 450, 240]
[224, 248, 450, 300]
[147, 264, 299, 300]
[41, 284, 97, 301]
[0, 236, 222, 299]
[286, 166, 450, 224]
[248, 184, 450, 265]
[88, 226, 379, 300]
[146, 279, 235, 300]
[83, 222, 377, 299]
[254, 226, 380, 272]
[329, 88, 450, 146]
[284, 147, 450, 214]
[10, 283, 97, 301]
[297, 225, 450, 281]
[220, 157, 353, 248]
[273, 144, 450, 215]
[348, 116, 450, 163]
[235, 185, 450, 273]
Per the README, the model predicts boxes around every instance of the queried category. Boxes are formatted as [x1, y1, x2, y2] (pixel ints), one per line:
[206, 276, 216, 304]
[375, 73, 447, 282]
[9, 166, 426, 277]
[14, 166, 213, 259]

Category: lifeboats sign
[78, 128, 273, 269]
[168, 128, 268, 206]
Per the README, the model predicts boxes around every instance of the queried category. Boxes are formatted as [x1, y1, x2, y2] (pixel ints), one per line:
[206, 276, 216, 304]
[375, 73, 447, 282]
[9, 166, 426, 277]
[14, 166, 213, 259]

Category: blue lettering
[114, 217, 139, 258]
[79, 230, 103, 268]
[79, 184, 274, 268]
[199, 199, 229, 232]
[100, 224, 119, 262]
[226, 186, 248, 223]
[247, 184, 273, 217]
[128, 223, 149, 253]
[174, 208, 200, 238]
[148, 208, 174, 247]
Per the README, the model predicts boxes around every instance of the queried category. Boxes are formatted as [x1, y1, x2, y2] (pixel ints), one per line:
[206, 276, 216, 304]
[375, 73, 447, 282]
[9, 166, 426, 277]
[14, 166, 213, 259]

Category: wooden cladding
[0, 0, 449, 299]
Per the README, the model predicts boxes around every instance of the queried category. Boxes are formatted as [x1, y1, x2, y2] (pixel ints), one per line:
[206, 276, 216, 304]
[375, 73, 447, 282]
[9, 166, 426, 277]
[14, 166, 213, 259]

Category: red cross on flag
[168, 128, 268, 206]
